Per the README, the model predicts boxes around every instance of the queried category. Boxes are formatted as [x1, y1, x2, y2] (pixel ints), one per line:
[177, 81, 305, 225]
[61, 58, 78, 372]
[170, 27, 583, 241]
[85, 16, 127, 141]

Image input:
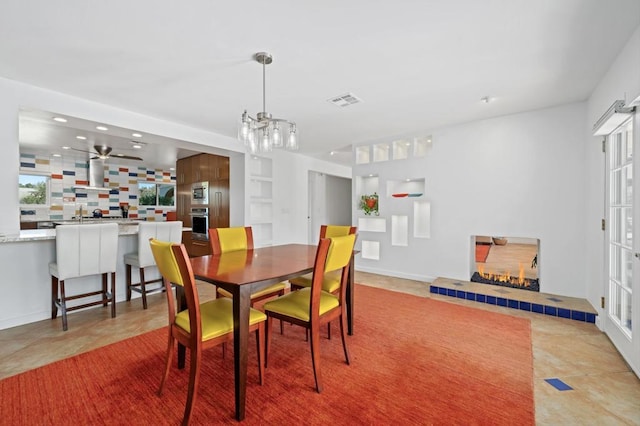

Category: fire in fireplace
[471, 265, 540, 291]
[471, 235, 540, 292]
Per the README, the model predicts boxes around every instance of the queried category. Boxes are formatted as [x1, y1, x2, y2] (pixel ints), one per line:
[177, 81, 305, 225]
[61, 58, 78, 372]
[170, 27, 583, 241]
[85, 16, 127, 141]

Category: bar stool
[124, 221, 183, 309]
[49, 223, 119, 331]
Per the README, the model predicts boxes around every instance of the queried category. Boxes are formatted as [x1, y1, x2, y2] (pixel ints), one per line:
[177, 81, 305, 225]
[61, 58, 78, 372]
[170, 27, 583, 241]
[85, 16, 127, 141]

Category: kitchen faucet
[77, 204, 84, 223]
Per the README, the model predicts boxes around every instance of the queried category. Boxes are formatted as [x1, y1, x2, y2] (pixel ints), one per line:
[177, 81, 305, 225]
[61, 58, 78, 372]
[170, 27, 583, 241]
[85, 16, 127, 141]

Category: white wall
[586, 26, 640, 316]
[270, 150, 351, 245]
[355, 102, 588, 298]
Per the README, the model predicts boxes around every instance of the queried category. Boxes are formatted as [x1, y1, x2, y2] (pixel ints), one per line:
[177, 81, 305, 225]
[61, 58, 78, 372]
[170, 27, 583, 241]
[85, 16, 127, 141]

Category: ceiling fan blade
[112, 153, 143, 161]
[70, 147, 95, 155]
[94, 145, 113, 156]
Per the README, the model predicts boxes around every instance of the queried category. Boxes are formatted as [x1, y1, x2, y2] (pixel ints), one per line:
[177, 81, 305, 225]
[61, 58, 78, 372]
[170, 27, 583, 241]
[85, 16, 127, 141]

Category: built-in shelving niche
[386, 178, 425, 197]
[361, 241, 380, 260]
[248, 156, 273, 247]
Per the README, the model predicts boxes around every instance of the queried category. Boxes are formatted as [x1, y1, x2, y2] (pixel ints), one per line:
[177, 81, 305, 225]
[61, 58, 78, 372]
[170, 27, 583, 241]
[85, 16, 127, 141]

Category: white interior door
[604, 115, 640, 376]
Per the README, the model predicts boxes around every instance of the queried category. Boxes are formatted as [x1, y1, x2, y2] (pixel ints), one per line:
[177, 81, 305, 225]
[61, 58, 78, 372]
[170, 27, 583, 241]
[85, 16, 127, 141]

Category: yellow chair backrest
[323, 225, 354, 238]
[217, 227, 249, 253]
[324, 234, 356, 273]
[149, 238, 185, 287]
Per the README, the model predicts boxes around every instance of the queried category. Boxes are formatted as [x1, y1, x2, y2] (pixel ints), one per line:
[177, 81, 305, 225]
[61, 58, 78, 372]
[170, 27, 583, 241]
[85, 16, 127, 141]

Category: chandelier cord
[262, 57, 266, 115]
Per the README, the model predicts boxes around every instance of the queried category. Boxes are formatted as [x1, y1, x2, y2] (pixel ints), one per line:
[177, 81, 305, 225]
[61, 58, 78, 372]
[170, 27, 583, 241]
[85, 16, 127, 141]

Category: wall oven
[191, 181, 209, 205]
[190, 207, 209, 240]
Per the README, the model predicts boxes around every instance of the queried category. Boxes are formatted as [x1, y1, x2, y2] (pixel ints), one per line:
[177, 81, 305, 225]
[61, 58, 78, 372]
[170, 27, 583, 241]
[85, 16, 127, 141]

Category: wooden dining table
[188, 243, 356, 421]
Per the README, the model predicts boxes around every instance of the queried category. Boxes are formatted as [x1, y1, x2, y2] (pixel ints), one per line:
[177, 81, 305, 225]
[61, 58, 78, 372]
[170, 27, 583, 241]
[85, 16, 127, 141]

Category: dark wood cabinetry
[175, 153, 229, 257]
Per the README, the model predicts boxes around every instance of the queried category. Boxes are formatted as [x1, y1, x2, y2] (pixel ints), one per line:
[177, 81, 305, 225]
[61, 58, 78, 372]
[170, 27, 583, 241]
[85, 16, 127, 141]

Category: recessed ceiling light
[52, 153, 61, 157]
[76, 135, 87, 140]
[169, 167, 175, 171]
[96, 125, 108, 131]
[132, 144, 142, 149]
[62, 146, 70, 150]
[53, 117, 67, 123]
[132, 133, 143, 138]
[130, 141, 145, 149]
[330, 151, 335, 156]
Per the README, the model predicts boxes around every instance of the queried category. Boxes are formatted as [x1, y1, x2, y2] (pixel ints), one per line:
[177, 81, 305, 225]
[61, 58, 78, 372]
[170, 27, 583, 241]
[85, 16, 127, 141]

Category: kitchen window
[19, 173, 50, 206]
[138, 182, 175, 207]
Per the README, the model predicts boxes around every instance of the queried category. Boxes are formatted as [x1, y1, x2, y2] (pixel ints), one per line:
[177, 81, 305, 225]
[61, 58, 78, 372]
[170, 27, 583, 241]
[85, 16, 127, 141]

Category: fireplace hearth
[470, 272, 540, 292]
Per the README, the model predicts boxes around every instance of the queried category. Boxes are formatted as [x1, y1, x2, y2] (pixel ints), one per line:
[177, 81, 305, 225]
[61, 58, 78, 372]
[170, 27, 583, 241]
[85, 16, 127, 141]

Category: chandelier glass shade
[239, 52, 298, 154]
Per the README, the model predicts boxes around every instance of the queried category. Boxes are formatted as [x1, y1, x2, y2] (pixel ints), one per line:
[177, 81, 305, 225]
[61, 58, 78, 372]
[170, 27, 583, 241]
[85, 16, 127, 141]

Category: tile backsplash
[20, 151, 176, 221]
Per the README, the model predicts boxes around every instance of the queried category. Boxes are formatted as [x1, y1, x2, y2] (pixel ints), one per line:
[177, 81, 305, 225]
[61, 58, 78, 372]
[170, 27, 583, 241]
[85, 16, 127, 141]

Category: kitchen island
[0, 221, 189, 330]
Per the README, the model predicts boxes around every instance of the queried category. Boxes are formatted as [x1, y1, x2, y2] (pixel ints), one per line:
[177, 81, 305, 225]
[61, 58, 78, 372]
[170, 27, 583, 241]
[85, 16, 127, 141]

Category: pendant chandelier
[238, 52, 298, 154]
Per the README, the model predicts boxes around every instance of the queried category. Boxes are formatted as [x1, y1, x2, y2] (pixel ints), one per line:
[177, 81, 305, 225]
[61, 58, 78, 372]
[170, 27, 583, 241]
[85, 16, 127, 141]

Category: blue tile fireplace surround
[430, 278, 597, 324]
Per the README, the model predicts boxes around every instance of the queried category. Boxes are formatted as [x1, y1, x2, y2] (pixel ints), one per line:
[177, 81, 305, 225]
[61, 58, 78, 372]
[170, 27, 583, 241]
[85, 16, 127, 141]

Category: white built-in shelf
[372, 143, 390, 162]
[413, 136, 432, 158]
[355, 145, 370, 165]
[413, 201, 431, 238]
[355, 174, 379, 196]
[248, 155, 273, 178]
[391, 215, 409, 246]
[392, 139, 411, 160]
[358, 217, 386, 232]
[248, 156, 274, 246]
[387, 178, 425, 198]
[361, 241, 380, 260]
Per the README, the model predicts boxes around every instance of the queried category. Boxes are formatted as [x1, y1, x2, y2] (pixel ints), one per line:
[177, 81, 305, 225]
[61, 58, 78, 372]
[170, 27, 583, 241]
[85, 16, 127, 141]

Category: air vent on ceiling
[328, 92, 362, 107]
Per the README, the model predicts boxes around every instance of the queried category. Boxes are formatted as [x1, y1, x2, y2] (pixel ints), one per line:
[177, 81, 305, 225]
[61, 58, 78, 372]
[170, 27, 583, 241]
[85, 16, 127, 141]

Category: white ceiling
[3, 1, 640, 168]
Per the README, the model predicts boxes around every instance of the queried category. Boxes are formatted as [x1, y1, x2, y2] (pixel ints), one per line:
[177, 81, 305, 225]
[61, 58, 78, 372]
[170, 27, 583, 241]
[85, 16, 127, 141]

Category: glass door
[605, 115, 639, 375]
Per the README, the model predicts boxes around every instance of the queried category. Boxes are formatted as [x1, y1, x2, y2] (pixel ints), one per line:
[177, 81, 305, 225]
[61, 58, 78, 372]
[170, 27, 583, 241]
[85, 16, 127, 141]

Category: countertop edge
[0, 226, 192, 243]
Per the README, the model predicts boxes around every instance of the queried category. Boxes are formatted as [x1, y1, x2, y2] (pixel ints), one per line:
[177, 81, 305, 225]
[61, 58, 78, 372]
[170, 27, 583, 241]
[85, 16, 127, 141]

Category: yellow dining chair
[263, 233, 356, 393]
[149, 238, 266, 425]
[289, 225, 356, 339]
[289, 225, 357, 293]
[209, 226, 287, 306]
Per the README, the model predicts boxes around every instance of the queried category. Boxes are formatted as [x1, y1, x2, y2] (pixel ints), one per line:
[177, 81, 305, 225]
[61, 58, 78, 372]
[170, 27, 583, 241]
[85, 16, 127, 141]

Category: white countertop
[0, 223, 191, 243]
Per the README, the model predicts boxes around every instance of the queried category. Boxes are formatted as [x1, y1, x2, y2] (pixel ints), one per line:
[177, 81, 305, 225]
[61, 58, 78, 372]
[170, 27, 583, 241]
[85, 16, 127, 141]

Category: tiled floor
[1, 272, 639, 425]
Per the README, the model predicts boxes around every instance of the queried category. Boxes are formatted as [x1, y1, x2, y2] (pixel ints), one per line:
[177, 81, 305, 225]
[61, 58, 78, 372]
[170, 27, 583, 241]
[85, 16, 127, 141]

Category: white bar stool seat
[49, 223, 119, 331]
[124, 221, 183, 309]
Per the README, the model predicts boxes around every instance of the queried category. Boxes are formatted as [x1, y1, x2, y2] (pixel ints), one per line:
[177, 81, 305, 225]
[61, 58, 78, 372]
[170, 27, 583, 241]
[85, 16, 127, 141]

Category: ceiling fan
[72, 145, 143, 161]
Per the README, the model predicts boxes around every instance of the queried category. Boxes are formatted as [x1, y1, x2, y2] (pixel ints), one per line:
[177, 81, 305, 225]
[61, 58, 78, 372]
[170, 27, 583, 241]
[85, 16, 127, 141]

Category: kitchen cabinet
[175, 153, 230, 257]
[209, 181, 229, 229]
[176, 155, 191, 185]
[208, 155, 230, 181]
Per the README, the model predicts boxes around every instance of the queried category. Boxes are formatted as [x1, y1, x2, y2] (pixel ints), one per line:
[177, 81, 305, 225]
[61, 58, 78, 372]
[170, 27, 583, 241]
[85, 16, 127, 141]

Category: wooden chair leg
[140, 267, 148, 309]
[183, 346, 201, 426]
[340, 313, 350, 365]
[51, 276, 59, 319]
[125, 264, 132, 301]
[309, 323, 323, 393]
[158, 333, 175, 396]
[102, 273, 108, 307]
[110, 272, 116, 318]
[59, 280, 68, 332]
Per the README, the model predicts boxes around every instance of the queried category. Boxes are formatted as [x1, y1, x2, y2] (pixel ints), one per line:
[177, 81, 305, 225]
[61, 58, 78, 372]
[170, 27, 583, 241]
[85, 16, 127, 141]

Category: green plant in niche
[360, 193, 379, 216]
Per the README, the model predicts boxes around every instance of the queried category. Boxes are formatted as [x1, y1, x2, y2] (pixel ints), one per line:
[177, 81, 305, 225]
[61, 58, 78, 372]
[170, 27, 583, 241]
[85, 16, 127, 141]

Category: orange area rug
[0, 285, 534, 425]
